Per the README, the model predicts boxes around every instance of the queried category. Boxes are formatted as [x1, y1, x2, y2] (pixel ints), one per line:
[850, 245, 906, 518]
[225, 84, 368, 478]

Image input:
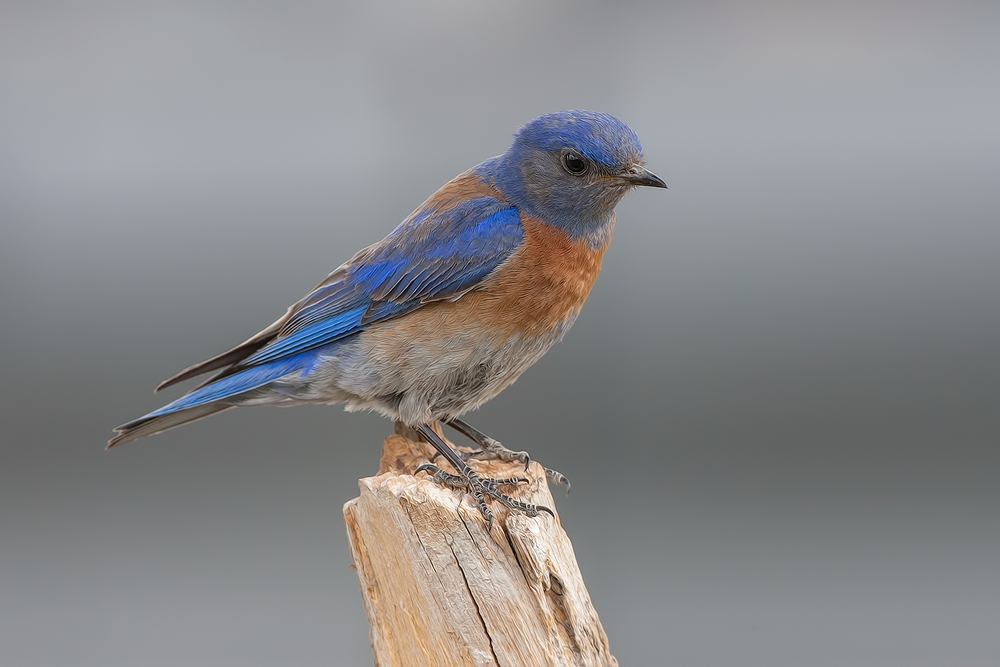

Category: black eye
[562, 151, 588, 175]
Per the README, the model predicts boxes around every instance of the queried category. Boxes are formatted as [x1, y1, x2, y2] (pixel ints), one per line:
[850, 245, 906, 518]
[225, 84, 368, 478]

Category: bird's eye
[562, 151, 588, 175]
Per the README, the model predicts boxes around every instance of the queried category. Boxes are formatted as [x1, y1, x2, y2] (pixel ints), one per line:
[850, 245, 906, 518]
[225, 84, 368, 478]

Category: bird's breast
[469, 214, 610, 337]
[339, 211, 607, 392]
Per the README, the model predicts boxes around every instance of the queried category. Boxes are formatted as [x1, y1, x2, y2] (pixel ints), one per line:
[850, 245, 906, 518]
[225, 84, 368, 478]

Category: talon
[418, 423, 559, 527]
[544, 467, 571, 494]
[445, 419, 568, 494]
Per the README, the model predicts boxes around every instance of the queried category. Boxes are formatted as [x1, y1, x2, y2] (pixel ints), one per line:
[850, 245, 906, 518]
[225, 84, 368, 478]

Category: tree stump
[343, 424, 618, 667]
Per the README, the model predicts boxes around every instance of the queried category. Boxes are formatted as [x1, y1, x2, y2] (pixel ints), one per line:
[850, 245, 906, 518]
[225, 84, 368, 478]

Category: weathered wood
[344, 426, 618, 667]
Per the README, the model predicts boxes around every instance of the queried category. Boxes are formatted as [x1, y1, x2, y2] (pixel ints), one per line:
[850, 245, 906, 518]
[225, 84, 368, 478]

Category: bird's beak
[619, 165, 667, 189]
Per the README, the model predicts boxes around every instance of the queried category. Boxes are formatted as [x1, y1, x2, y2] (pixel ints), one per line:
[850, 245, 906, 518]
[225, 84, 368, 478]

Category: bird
[110, 110, 666, 527]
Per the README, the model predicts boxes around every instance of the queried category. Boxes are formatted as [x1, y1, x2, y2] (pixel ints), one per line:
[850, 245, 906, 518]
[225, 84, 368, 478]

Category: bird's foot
[542, 467, 571, 493]
[460, 444, 571, 493]
[462, 435, 530, 467]
[414, 462, 554, 530]
[445, 418, 571, 494]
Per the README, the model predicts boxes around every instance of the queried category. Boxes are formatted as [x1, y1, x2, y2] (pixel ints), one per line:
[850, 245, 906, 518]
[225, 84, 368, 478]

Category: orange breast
[358, 214, 611, 366]
[468, 215, 611, 336]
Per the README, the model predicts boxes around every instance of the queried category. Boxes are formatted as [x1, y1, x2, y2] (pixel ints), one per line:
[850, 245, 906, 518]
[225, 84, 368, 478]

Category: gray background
[2, 1, 999, 665]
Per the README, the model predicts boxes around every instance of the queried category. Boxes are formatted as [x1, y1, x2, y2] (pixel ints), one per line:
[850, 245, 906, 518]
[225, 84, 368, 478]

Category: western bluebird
[111, 110, 666, 526]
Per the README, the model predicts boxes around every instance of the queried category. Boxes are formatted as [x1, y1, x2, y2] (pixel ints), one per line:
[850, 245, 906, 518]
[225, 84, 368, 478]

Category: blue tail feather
[144, 349, 317, 419]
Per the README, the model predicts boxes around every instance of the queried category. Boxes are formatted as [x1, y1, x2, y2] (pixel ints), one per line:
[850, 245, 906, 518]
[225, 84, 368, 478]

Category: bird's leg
[413, 423, 553, 530]
[446, 418, 529, 467]
[445, 417, 571, 493]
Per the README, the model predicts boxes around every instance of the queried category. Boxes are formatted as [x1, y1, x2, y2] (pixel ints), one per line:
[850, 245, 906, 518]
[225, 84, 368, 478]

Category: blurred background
[2, 1, 998, 665]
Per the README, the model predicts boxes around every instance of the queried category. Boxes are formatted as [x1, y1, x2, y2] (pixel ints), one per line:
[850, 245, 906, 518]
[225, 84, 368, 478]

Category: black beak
[619, 165, 667, 189]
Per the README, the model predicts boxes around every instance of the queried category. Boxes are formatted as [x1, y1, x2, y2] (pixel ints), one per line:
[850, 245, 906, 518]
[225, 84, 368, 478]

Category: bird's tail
[108, 403, 233, 448]
[108, 351, 316, 448]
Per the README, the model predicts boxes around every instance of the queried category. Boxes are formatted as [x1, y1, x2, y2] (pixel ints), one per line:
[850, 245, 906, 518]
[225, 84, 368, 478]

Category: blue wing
[109, 195, 523, 447]
[238, 196, 523, 367]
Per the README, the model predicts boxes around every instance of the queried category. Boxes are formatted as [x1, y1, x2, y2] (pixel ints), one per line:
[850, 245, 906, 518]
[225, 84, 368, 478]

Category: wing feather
[159, 194, 523, 388]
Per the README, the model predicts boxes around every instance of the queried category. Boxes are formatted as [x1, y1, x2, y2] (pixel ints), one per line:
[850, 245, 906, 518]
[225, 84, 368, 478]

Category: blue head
[480, 110, 665, 245]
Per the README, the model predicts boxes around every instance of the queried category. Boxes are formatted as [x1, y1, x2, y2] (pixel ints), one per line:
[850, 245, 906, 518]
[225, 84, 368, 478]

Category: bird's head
[483, 110, 665, 244]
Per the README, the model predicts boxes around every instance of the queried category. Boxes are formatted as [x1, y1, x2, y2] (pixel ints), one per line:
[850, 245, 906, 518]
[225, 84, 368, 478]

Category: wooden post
[343, 424, 618, 667]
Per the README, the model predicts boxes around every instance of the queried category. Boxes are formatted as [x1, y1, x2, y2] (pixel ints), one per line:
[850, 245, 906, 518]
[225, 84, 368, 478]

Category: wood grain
[344, 428, 618, 667]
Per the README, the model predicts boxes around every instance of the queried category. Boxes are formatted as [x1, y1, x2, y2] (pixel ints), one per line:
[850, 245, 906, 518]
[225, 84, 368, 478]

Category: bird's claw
[460, 437, 531, 471]
[450, 440, 571, 493]
[415, 462, 552, 526]
[544, 467, 571, 494]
